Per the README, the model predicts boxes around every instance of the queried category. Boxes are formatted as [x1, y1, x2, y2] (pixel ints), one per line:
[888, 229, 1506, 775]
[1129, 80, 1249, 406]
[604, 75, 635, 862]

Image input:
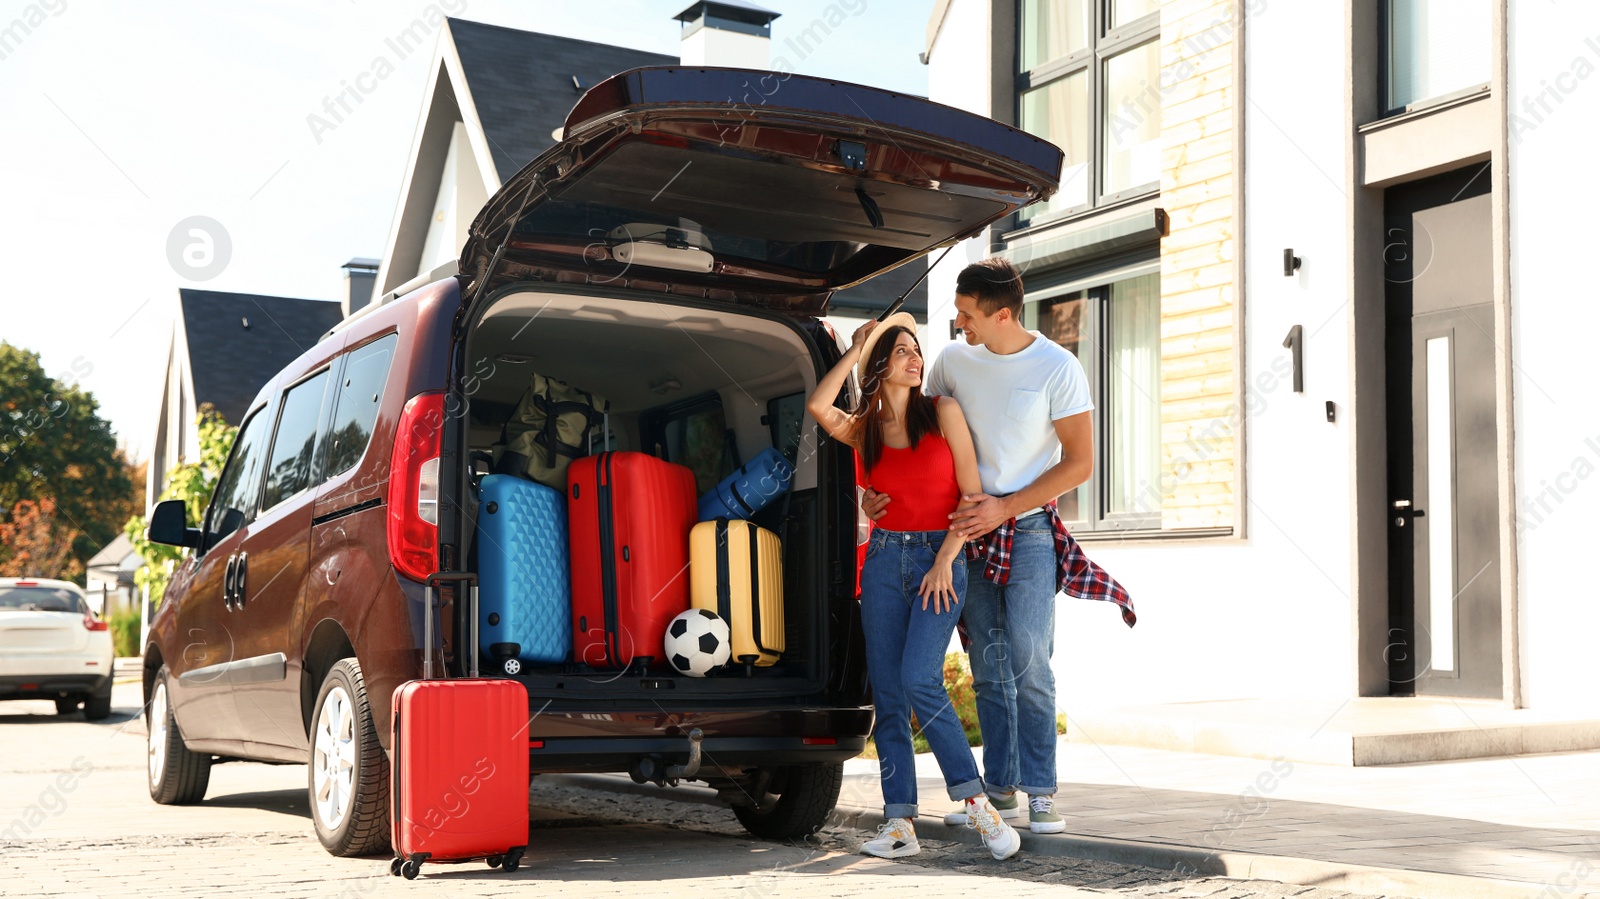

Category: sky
[0, 0, 933, 463]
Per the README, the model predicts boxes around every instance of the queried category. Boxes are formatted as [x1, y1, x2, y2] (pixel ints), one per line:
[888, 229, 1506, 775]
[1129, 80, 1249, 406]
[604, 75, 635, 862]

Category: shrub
[109, 606, 141, 658]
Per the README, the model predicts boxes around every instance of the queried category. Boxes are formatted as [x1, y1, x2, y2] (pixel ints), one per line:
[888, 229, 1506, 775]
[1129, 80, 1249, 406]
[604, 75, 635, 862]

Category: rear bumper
[0, 672, 112, 700]
[519, 706, 873, 774]
[0, 645, 114, 677]
[527, 734, 867, 773]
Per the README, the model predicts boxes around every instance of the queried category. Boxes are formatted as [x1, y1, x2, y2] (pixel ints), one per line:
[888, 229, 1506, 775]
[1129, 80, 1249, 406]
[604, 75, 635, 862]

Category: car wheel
[309, 658, 390, 857]
[732, 762, 843, 839]
[147, 668, 212, 804]
[83, 681, 114, 721]
[55, 697, 81, 716]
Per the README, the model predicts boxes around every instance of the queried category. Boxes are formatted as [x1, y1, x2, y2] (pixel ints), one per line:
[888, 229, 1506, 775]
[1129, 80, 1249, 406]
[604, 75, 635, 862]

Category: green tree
[124, 406, 235, 606]
[0, 343, 134, 579]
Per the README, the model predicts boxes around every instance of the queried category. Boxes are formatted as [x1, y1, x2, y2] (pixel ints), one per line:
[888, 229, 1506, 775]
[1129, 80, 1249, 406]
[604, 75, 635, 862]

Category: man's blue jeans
[859, 528, 985, 818]
[960, 514, 1059, 797]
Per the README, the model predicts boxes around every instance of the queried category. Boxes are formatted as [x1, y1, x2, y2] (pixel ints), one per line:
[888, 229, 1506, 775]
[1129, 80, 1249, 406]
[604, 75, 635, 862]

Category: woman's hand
[918, 556, 960, 614]
[850, 319, 879, 351]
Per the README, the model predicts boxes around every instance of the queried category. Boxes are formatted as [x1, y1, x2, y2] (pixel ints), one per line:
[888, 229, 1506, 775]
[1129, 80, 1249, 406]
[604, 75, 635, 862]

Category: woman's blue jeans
[859, 528, 985, 818]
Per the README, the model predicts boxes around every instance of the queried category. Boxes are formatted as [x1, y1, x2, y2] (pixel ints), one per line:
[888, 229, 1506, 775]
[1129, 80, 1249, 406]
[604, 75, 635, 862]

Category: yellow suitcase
[690, 518, 784, 668]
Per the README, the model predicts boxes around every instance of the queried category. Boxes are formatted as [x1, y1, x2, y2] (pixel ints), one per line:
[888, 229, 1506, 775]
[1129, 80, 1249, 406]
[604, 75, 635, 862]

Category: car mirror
[148, 499, 202, 548]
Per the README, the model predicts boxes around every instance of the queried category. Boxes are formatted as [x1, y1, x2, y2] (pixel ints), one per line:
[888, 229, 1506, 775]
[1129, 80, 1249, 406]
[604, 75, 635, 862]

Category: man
[862, 256, 1134, 834]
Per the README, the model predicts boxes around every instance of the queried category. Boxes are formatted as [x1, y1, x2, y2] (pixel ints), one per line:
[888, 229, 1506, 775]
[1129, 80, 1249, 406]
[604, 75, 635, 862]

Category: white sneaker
[942, 792, 1022, 825]
[963, 795, 1021, 860]
[861, 817, 920, 858]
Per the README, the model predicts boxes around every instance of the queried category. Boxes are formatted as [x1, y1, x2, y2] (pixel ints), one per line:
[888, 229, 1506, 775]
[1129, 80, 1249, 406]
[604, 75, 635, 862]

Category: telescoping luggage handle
[423, 572, 480, 679]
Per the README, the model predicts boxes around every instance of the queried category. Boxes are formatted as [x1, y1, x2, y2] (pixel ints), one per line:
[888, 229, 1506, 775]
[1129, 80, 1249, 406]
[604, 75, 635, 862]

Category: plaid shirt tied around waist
[963, 500, 1136, 629]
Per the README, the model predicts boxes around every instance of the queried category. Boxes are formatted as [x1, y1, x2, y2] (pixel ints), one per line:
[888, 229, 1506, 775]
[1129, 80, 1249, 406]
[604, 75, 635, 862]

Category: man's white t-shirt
[925, 332, 1093, 501]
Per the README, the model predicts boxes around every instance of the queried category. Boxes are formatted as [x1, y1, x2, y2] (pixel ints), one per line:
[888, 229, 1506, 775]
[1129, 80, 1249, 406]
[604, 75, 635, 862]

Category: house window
[1384, 0, 1491, 114]
[1017, 0, 1159, 223]
[1027, 271, 1161, 532]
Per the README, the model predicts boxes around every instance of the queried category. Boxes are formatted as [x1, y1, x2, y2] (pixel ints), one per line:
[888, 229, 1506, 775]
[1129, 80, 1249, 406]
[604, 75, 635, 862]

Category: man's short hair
[955, 257, 1024, 318]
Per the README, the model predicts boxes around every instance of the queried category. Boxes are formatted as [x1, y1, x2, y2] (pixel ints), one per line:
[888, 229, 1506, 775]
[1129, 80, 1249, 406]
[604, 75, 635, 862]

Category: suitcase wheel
[388, 858, 403, 877]
[502, 847, 525, 873]
[401, 858, 422, 880]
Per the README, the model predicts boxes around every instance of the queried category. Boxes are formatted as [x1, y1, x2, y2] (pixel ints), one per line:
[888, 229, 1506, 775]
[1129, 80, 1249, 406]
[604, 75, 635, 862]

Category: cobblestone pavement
[526, 779, 1409, 899]
[0, 684, 1410, 899]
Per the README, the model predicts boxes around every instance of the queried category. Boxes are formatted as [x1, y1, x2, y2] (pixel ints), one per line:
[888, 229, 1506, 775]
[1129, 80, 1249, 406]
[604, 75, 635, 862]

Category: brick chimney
[674, 0, 780, 68]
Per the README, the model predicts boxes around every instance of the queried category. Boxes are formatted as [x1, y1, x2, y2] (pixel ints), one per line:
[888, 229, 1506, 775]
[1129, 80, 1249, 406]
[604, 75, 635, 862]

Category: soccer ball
[664, 609, 731, 677]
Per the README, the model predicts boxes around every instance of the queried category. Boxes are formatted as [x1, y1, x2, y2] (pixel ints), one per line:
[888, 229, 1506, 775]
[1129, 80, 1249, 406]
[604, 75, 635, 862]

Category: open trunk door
[459, 66, 1064, 317]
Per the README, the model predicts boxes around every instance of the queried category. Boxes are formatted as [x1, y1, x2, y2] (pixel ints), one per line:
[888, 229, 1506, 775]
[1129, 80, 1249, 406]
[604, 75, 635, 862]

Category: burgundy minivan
[143, 67, 1061, 857]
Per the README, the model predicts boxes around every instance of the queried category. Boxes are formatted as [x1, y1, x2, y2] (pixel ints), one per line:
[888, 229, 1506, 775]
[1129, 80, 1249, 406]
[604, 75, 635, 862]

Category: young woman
[806, 313, 1021, 861]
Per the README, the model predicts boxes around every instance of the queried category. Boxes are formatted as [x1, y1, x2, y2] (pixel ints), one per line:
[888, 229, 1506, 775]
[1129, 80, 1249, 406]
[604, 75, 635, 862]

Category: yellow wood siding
[1159, 0, 1238, 531]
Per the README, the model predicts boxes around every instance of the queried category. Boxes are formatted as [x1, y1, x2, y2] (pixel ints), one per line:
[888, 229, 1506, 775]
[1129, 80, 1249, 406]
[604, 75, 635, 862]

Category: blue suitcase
[697, 447, 796, 522]
[477, 473, 571, 671]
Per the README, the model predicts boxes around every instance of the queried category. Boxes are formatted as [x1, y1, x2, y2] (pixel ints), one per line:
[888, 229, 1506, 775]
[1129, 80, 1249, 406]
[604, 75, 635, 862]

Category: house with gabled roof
[146, 290, 345, 504]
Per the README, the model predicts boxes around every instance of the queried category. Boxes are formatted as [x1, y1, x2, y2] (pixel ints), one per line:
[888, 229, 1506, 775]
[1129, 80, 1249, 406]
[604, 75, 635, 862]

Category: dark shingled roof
[178, 290, 344, 425]
[448, 19, 677, 180]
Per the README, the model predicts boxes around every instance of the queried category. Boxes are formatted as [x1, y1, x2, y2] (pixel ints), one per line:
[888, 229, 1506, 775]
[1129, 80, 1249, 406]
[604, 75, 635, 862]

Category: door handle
[223, 554, 238, 611]
[235, 552, 248, 609]
[1391, 500, 1425, 527]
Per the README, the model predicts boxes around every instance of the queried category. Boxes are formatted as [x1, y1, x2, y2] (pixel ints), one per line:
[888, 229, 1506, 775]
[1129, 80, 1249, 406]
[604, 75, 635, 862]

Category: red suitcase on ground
[568, 451, 697, 669]
[390, 574, 529, 881]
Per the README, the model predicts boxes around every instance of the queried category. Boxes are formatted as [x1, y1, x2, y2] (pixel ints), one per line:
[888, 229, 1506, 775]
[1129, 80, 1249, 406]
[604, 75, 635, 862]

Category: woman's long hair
[851, 326, 940, 472]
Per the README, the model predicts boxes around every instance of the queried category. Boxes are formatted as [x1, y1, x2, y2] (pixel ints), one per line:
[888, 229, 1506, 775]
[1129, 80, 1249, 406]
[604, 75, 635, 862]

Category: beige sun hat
[854, 312, 921, 383]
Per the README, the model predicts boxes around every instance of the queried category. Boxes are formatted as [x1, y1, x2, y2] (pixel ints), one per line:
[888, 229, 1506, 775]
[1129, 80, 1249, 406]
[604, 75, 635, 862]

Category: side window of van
[203, 408, 272, 551]
[261, 369, 334, 511]
[321, 333, 398, 479]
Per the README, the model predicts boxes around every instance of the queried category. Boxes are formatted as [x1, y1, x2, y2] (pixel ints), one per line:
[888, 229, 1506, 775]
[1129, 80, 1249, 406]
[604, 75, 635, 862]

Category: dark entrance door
[1383, 164, 1502, 698]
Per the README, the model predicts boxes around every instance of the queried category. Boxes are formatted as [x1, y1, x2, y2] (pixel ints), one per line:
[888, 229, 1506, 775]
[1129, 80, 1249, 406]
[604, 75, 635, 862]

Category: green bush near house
[109, 606, 141, 659]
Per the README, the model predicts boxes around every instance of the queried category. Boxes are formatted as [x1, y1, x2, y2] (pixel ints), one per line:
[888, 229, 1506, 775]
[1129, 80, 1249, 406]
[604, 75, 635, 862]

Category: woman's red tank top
[868, 398, 960, 532]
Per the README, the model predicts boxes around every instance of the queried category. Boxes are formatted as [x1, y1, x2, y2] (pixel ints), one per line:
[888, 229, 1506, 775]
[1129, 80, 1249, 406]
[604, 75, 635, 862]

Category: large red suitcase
[390, 575, 529, 881]
[568, 451, 697, 669]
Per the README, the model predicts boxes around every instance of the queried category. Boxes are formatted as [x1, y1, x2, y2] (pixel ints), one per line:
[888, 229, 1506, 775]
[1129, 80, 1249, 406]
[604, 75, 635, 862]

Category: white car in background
[0, 577, 116, 719]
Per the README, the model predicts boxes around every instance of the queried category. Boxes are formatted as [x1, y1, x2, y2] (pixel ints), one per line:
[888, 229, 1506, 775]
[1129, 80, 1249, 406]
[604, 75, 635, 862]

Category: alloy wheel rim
[148, 682, 168, 787]
[313, 685, 356, 830]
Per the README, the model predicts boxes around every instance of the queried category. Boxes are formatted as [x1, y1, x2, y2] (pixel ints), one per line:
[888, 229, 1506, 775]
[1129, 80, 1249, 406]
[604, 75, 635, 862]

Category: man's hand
[950, 493, 1010, 540]
[860, 487, 891, 522]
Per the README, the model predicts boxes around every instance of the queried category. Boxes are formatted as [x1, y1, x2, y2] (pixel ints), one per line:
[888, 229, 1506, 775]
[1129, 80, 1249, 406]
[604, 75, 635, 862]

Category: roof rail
[322, 262, 459, 342]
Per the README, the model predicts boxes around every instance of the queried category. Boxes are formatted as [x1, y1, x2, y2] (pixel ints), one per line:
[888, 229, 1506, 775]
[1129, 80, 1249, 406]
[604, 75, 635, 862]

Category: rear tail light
[387, 391, 447, 583]
[83, 612, 108, 632]
[15, 579, 36, 586]
[802, 736, 837, 746]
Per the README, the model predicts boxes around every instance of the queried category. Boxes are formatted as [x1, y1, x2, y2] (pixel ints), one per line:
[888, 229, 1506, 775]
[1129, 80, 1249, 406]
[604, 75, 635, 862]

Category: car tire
[55, 697, 81, 716]
[309, 658, 390, 857]
[147, 667, 212, 804]
[83, 681, 113, 721]
[732, 762, 843, 839]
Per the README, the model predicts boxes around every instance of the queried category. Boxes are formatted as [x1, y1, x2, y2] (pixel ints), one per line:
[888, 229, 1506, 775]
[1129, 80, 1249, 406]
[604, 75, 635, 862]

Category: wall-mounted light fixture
[1283, 248, 1302, 277]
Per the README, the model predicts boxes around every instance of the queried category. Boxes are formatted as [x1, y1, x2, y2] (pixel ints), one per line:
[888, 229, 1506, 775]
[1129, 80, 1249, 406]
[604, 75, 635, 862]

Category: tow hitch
[629, 728, 703, 787]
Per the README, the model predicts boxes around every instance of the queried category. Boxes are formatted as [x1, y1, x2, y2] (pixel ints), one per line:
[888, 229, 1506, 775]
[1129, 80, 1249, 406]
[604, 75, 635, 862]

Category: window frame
[1025, 266, 1162, 534]
[258, 364, 338, 516]
[199, 401, 274, 554]
[1015, 0, 1161, 226]
[317, 331, 399, 484]
[1378, 0, 1492, 119]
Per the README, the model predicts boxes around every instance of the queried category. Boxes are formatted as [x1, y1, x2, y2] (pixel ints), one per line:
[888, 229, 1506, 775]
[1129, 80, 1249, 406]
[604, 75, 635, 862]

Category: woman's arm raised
[804, 320, 879, 449]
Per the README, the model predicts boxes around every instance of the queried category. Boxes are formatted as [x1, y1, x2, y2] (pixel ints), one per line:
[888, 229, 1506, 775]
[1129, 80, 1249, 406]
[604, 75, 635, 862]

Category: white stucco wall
[1507, 2, 1600, 713]
[923, 0, 1359, 711]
